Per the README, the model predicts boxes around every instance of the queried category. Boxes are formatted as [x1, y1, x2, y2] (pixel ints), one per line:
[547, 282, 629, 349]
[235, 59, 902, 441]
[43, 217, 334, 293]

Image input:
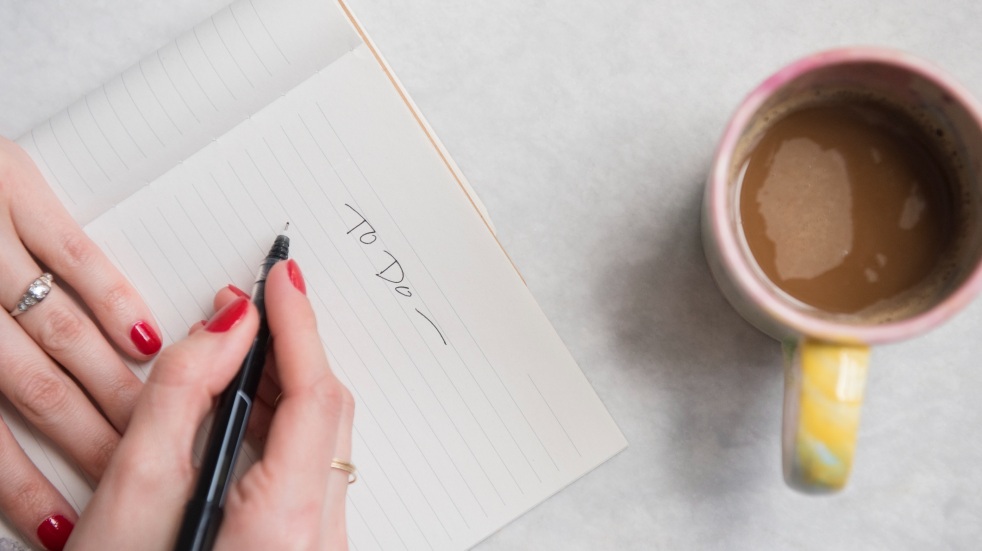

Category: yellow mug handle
[782, 338, 870, 493]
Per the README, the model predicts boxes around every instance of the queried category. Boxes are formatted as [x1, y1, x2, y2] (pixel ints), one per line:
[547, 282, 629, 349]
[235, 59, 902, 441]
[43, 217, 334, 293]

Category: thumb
[131, 296, 259, 465]
[68, 297, 258, 551]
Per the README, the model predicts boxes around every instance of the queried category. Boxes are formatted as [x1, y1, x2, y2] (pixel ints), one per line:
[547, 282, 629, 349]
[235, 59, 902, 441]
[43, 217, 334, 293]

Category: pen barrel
[175, 343, 266, 550]
[174, 234, 289, 551]
[173, 499, 223, 551]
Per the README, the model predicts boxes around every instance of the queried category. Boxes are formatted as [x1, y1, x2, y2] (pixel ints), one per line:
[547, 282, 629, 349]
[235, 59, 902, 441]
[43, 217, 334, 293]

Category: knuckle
[338, 384, 355, 419]
[11, 478, 46, 516]
[13, 371, 72, 421]
[57, 230, 96, 271]
[312, 376, 351, 420]
[88, 435, 119, 479]
[107, 376, 141, 411]
[103, 377, 140, 433]
[99, 281, 133, 318]
[152, 345, 197, 385]
[36, 304, 87, 354]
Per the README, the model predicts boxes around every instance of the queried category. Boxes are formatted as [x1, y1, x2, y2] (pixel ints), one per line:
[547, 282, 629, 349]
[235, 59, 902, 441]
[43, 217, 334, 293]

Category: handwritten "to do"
[344, 203, 446, 345]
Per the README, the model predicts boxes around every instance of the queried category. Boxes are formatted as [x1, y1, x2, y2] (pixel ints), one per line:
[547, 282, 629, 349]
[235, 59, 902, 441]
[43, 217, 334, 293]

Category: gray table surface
[2, 1, 981, 549]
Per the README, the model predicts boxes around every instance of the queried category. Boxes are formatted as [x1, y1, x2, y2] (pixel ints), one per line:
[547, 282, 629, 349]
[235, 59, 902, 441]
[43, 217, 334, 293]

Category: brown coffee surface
[739, 103, 954, 314]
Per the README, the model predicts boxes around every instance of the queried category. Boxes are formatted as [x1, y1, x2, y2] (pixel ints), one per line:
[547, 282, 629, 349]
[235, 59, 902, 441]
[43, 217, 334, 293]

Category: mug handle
[782, 338, 870, 493]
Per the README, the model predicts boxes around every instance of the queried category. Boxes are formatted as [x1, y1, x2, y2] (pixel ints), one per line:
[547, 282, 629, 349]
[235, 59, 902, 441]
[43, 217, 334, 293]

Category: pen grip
[174, 388, 252, 550]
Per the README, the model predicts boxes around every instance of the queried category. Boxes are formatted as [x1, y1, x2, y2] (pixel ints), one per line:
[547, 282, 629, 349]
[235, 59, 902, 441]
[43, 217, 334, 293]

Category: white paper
[1, 1, 626, 548]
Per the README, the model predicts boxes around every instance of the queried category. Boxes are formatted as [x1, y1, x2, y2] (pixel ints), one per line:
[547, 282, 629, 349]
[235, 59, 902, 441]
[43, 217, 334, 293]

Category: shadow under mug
[702, 47, 982, 493]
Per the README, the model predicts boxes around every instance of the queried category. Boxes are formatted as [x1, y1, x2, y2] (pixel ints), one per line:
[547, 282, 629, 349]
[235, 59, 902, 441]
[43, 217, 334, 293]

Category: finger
[186, 283, 247, 339]
[262, 260, 345, 498]
[0, 415, 76, 551]
[0, 217, 141, 432]
[321, 384, 355, 548]
[215, 284, 277, 445]
[187, 319, 207, 336]
[192, 313, 276, 451]
[189, 284, 247, 336]
[215, 284, 249, 311]
[0, 139, 162, 360]
[70, 297, 258, 548]
[245, 371, 279, 446]
[264, 345, 282, 388]
[125, 297, 258, 466]
[245, 399, 274, 446]
[0, 314, 120, 480]
[186, 283, 248, 337]
[255, 368, 281, 408]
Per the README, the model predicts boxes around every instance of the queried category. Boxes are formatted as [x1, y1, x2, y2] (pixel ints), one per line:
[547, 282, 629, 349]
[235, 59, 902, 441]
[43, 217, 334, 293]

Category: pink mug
[702, 47, 982, 493]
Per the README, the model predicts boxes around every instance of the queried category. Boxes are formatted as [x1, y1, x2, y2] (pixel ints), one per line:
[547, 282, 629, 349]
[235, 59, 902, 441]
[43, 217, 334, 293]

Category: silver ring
[9, 273, 54, 317]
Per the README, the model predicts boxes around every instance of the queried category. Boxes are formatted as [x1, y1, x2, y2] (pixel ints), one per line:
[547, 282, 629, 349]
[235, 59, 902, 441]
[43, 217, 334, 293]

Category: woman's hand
[67, 260, 355, 550]
[0, 138, 162, 550]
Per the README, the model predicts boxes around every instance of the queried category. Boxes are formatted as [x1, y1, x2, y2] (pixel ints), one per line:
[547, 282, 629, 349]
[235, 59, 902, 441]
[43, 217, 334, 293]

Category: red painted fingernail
[205, 297, 250, 333]
[130, 321, 162, 355]
[227, 284, 250, 299]
[287, 259, 306, 295]
[37, 514, 73, 551]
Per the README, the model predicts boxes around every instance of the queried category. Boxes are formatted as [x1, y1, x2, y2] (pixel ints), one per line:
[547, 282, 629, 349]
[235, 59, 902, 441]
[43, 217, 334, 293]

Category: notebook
[0, 0, 627, 548]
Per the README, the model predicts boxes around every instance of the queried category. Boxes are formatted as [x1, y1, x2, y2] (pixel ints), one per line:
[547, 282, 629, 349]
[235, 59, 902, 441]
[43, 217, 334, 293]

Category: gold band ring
[331, 459, 357, 484]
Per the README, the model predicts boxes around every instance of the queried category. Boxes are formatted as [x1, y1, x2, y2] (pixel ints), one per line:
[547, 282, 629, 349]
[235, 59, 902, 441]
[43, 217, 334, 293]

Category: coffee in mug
[739, 100, 957, 319]
[702, 48, 982, 493]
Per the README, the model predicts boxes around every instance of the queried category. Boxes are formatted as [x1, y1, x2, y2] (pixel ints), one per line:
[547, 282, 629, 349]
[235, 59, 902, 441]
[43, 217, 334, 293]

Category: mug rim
[708, 46, 982, 344]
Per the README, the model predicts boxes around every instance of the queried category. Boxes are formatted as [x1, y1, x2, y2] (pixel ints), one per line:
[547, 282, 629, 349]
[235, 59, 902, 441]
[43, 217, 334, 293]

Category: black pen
[174, 224, 291, 551]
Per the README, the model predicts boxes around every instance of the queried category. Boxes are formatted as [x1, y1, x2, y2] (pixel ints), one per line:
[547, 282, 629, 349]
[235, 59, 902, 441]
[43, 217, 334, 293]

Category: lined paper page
[81, 45, 624, 549]
[0, 1, 625, 547]
[15, 0, 360, 225]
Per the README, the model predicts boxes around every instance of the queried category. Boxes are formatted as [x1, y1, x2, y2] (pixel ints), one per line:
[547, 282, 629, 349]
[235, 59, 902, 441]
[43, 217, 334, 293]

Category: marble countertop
[2, 1, 980, 549]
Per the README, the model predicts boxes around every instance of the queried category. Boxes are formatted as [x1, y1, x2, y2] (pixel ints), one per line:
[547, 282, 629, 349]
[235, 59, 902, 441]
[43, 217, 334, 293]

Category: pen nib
[282, 221, 290, 233]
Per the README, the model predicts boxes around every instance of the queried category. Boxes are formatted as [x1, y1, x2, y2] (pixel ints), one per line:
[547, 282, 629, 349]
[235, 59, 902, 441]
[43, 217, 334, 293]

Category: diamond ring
[9, 273, 54, 317]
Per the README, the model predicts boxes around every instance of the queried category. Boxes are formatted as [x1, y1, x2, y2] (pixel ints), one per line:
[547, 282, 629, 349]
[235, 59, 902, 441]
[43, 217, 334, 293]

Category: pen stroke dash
[416, 308, 447, 345]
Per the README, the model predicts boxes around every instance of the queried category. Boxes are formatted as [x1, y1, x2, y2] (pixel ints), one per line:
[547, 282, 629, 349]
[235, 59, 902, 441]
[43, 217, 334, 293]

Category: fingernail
[227, 284, 250, 299]
[37, 514, 73, 551]
[130, 320, 162, 355]
[287, 259, 306, 295]
[205, 297, 250, 333]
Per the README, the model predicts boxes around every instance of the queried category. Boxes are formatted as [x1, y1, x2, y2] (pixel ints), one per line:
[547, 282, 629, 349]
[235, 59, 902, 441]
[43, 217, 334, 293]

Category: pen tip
[283, 221, 290, 233]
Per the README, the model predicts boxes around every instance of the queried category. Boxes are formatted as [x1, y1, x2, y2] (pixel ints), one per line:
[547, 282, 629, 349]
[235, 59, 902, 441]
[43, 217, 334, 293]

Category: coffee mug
[702, 47, 982, 493]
